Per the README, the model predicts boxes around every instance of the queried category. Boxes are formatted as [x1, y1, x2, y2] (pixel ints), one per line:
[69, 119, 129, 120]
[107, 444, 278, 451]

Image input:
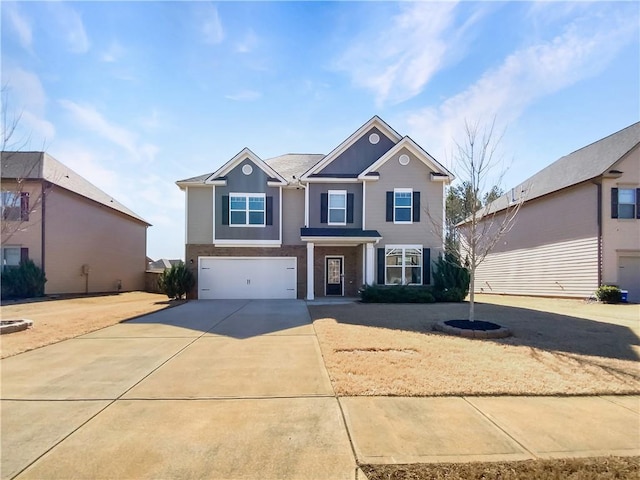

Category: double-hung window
[230, 193, 265, 226]
[1, 191, 26, 221]
[1, 247, 21, 271]
[617, 188, 636, 219]
[394, 188, 413, 223]
[328, 190, 347, 225]
[385, 245, 422, 285]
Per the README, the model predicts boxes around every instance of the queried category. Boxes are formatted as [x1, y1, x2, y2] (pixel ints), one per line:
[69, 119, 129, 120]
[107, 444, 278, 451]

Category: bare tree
[1, 86, 49, 246]
[453, 118, 525, 321]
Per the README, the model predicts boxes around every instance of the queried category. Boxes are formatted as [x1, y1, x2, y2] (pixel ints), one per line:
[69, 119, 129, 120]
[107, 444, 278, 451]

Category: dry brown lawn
[361, 456, 639, 480]
[1, 292, 176, 358]
[310, 295, 640, 396]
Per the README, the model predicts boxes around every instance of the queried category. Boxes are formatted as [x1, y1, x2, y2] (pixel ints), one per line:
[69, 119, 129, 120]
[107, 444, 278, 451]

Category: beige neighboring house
[469, 122, 640, 302]
[1, 151, 150, 295]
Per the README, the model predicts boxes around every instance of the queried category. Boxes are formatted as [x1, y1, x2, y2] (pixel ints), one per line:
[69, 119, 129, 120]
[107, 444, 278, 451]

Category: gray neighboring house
[468, 122, 640, 302]
[1, 151, 150, 294]
[177, 116, 454, 300]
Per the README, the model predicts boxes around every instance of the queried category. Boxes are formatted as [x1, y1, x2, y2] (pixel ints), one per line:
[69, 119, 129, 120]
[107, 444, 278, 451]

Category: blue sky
[2, 1, 638, 260]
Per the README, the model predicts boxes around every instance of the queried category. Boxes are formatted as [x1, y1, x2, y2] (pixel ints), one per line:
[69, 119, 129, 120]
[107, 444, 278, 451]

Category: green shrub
[432, 253, 470, 303]
[158, 262, 195, 300]
[359, 285, 435, 303]
[595, 285, 622, 304]
[1, 259, 47, 299]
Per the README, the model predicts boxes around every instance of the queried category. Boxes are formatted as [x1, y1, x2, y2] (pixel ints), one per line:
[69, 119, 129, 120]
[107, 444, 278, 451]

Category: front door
[326, 257, 343, 296]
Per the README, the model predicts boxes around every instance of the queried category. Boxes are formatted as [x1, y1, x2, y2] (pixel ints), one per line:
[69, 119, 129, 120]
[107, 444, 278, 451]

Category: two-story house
[466, 122, 640, 302]
[177, 116, 453, 300]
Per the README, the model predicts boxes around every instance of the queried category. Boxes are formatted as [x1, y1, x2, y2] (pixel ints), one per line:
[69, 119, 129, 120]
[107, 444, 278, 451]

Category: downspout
[41, 180, 47, 284]
[596, 181, 603, 287]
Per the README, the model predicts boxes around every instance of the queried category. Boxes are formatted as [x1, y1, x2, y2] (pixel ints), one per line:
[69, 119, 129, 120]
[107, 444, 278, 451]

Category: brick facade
[313, 246, 362, 297]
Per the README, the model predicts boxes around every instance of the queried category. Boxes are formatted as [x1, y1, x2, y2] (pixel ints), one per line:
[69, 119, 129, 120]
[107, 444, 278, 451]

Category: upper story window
[230, 193, 265, 226]
[394, 188, 413, 223]
[386, 189, 420, 223]
[328, 190, 347, 225]
[612, 188, 639, 219]
[1, 191, 28, 222]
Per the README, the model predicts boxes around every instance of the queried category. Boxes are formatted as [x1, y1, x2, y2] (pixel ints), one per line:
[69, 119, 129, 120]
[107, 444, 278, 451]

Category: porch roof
[300, 227, 382, 244]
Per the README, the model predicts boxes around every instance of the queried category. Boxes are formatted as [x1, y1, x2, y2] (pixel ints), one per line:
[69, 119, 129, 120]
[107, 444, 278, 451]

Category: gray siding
[282, 188, 305, 245]
[366, 147, 444, 247]
[187, 187, 213, 244]
[473, 183, 600, 297]
[317, 127, 396, 176]
[308, 183, 363, 229]
[214, 159, 280, 241]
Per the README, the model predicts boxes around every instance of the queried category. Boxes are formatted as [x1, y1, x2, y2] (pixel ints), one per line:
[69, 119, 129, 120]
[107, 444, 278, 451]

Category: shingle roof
[1, 151, 150, 225]
[476, 122, 640, 217]
[264, 154, 325, 182]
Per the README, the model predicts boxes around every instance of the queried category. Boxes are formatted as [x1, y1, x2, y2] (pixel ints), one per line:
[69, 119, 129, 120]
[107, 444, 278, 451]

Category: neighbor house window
[328, 190, 347, 225]
[1, 247, 21, 271]
[394, 188, 413, 223]
[229, 193, 265, 226]
[617, 188, 636, 219]
[385, 246, 422, 285]
[1, 191, 28, 221]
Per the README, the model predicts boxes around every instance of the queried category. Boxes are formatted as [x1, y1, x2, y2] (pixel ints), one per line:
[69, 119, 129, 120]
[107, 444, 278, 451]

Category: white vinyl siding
[474, 237, 599, 298]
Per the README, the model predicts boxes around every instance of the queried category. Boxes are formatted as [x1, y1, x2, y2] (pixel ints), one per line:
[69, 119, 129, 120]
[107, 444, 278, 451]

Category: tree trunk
[469, 268, 475, 322]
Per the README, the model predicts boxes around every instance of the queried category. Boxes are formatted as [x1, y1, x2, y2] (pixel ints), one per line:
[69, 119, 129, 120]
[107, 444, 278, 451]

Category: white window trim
[384, 244, 423, 286]
[229, 192, 266, 227]
[617, 188, 636, 219]
[328, 190, 347, 226]
[393, 188, 413, 224]
[2, 246, 21, 271]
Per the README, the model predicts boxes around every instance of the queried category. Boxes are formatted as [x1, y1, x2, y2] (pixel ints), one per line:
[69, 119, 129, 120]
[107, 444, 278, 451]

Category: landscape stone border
[1, 319, 33, 335]
[434, 320, 512, 339]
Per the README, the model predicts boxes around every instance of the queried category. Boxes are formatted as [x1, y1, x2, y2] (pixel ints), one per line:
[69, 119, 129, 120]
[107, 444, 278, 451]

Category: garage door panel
[199, 257, 296, 300]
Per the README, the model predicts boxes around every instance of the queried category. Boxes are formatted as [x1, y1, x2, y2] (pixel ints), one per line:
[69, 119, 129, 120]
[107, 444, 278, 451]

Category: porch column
[306, 242, 315, 300]
[365, 242, 375, 285]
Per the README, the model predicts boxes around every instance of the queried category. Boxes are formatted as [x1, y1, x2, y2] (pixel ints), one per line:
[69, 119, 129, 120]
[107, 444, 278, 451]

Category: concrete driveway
[1, 300, 355, 480]
[2, 299, 638, 479]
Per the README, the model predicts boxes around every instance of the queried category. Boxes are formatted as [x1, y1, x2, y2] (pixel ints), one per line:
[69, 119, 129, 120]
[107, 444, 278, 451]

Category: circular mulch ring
[434, 319, 512, 339]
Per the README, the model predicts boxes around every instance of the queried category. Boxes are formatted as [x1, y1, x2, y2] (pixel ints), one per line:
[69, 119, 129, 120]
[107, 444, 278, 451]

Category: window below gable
[328, 190, 347, 225]
[394, 189, 413, 223]
[229, 193, 265, 227]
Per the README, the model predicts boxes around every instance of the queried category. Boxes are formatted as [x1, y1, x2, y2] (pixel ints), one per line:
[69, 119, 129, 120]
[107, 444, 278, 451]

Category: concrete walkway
[1, 300, 638, 479]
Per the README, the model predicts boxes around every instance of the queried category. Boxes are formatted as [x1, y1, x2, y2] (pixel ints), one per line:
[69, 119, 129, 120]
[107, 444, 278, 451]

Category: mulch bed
[445, 319, 502, 331]
[361, 456, 640, 480]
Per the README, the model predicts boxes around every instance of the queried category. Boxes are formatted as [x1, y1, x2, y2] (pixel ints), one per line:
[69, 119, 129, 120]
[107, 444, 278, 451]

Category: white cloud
[4, 2, 32, 50]
[334, 2, 480, 106]
[405, 8, 639, 172]
[235, 29, 258, 53]
[200, 4, 224, 45]
[2, 67, 55, 147]
[48, 2, 90, 54]
[58, 100, 159, 163]
[101, 40, 125, 63]
[225, 90, 262, 102]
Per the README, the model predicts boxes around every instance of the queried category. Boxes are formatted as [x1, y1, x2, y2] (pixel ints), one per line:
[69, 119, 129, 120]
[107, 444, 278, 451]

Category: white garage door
[619, 256, 640, 303]
[199, 257, 297, 300]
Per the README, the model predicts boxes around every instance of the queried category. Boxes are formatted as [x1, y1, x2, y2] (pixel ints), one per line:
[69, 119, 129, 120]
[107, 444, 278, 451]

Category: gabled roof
[264, 154, 324, 183]
[300, 116, 403, 180]
[176, 148, 289, 188]
[472, 121, 640, 218]
[1, 151, 150, 225]
[358, 136, 454, 181]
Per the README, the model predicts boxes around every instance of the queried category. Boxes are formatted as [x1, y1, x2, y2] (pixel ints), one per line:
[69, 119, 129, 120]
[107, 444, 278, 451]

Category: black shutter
[636, 188, 640, 219]
[320, 193, 328, 224]
[422, 248, 431, 285]
[20, 192, 29, 221]
[377, 248, 385, 285]
[413, 191, 421, 222]
[386, 191, 393, 222]
[20, 247, 29, 263]
[221, 195, 229, 225]
[266, 196, 273, 225]
[611, 188, 618, 219]
[346, 193, 354, 224]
